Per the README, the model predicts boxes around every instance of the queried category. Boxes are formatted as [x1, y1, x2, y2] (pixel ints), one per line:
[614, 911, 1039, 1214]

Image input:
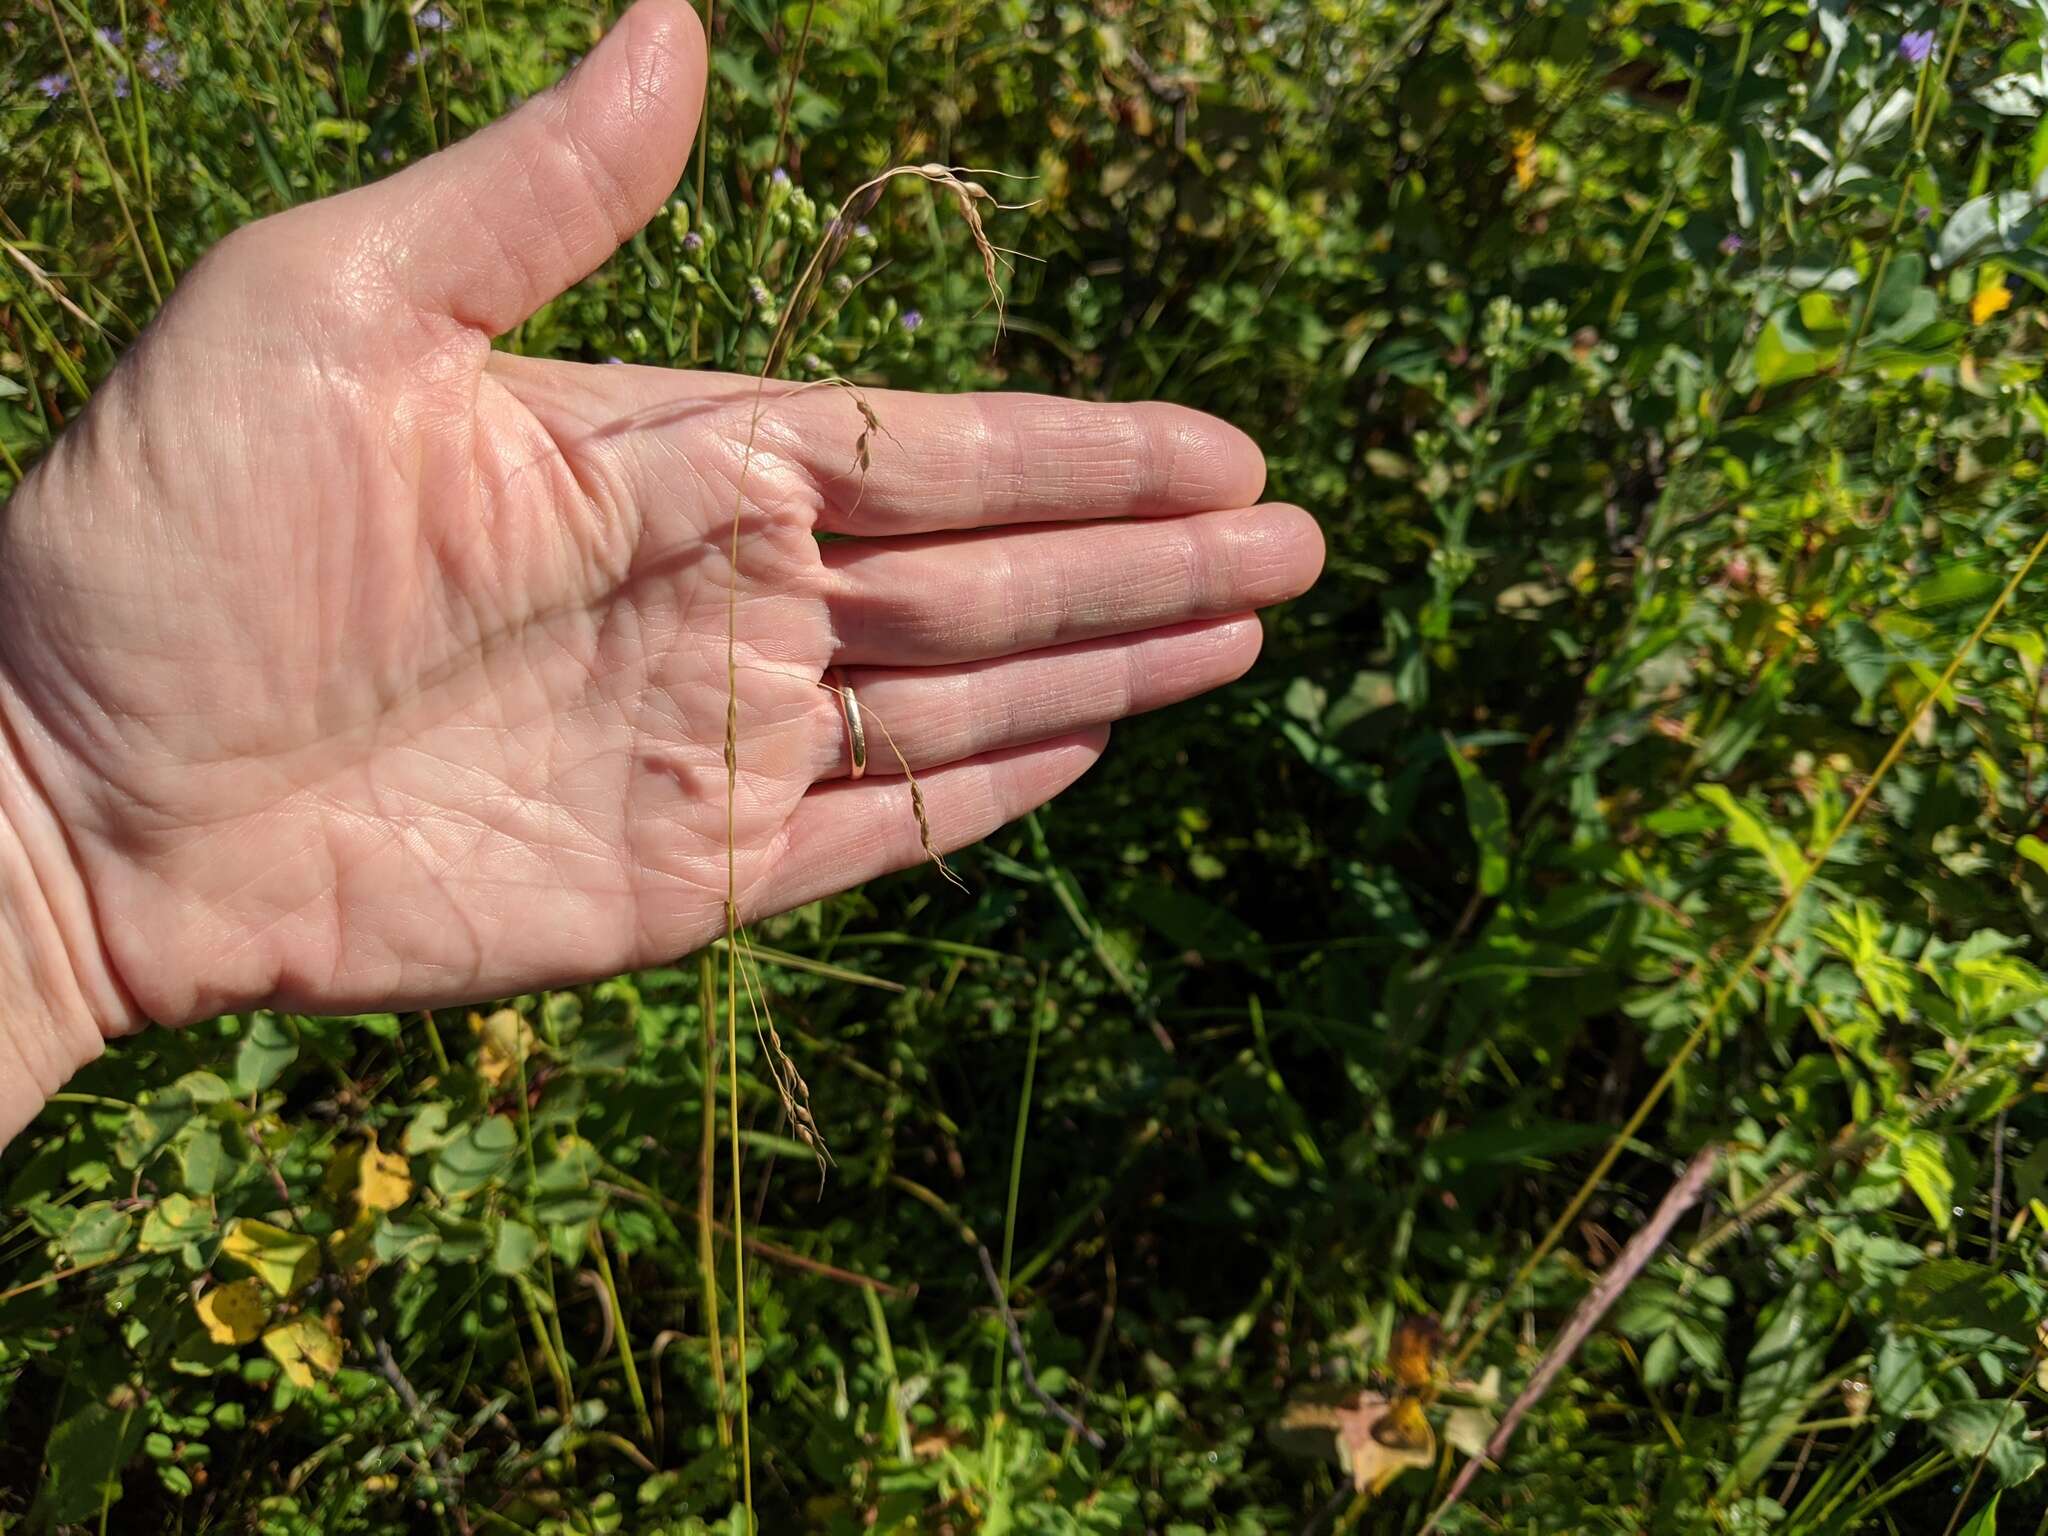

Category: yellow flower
[1972, 279, 2013, 325]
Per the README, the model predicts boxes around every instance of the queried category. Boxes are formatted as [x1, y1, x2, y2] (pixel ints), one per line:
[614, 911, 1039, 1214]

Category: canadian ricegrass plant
[707, 150, 1019, 1527]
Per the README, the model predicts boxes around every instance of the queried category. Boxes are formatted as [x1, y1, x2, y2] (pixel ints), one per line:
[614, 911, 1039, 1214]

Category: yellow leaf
[194, 1278, 269, 1345]
[1386, 1315, 1442, 1393]
[357, 1143, 413, 1215]
[1509, 130, 1538, 190]
[470, 1008, 535, 1090]
[1973, 279, 2013, 325]
[1270, 1391, 1436, 1497]
[220, 1217, 318, 1298]
[261, 1313, 342, 1389]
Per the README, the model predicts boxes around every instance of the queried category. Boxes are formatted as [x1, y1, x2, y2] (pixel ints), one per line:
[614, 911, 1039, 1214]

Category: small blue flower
[34, 72, 67, 100]
[1718, 232, 1743, 256]
[853, 223, 871, 239]
[900, 309, 923, 334]
[416, 4, 450, 30]
[95, 26, 121, 46]
[111, 74, 128, 99]
[770, 167, 790, 186]
[1899, 29, 1935, 66]
[682, 230, 703, 252]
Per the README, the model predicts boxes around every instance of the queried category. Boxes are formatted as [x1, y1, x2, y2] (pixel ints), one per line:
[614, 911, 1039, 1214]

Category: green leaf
[1873, 1326, 1932, 1417]
[1897, 1259, 2032, 1343]
[139, 1193, 214, 1254]
[492, 1219, 545, 1275]
[1958, 1494, 2000, 1536]
[430, 1115, 520, 1199]
[32, 1401, 144, 1527]
[1933, 1401, 2046, 1488]
[58, 1201, 134, 1265]
[234, 1013, 298, 1094]
[1755, 311, 1838, 385]
[1935, 191, 2042, 271]
[1698, 784, 1807, 895]
[1897, 1131, 1956, 1231]
[1123, 881, 1266, 967]
[1444, 737, 1511, 895]
[178, 1125, 228, 1197]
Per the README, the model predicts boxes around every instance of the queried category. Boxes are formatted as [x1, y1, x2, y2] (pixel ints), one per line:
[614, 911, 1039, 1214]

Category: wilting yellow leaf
[1270, 1391, 1436, 1497]
[470, 1008, 535, 1090]
[262, 1313, 342, 1388]
[220, 1217, 318, 1298]
[357, 1143, 413, 1214]
[194, 1278, 269, 1345]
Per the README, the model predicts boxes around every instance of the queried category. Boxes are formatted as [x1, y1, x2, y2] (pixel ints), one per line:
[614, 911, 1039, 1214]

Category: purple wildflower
[900, 309, 923, 334]
[403, 49, 420, 68]
[34, 72, 67, 100]
[770, 167, 790, 186]
[853, 223, 871, 239]
[416, 5, 451, 30]
[682, 230, 703, 252]
[141, 34, 179, 89]
[1899, 30, 1935, 66]
[111, 74, 128, 99]
[1718, 232, 1743, 256]
[95, 26, 121, 46]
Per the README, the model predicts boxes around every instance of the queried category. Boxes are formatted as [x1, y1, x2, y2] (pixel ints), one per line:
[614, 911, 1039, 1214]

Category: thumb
[362, 0, 705, 336]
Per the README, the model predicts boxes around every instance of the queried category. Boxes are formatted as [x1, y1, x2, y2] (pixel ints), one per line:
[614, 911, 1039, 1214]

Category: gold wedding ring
[833, 670, 867, 780]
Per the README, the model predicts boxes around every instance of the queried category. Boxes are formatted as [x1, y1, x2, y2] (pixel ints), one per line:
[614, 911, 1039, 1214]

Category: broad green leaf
[138, 1192, 214, 1254]
[1897, 1259, 2032, 1343]
[57, 1201, 133, 1266]
[1755, 312, 1836, 385]
[234, 1013, 298, 1094]
[1897, 1131, 1956, 1231]
[1933, 1401, 2047, 1488]
[1935, 191, 2042, 271]
[31, 1401, 144, 1527]
[430, 1114, 520, 1199]
[1444, 737, 1511, 895]
[179, 1124, 228, 1196]
[493, 1219, 545, 1275]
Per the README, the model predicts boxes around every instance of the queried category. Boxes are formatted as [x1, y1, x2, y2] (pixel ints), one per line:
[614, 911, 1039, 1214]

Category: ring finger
[806, 616, 1264, 782]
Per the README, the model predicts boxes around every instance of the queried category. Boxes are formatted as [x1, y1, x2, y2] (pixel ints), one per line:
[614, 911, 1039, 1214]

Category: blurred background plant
[7, 0, 2048, 1531]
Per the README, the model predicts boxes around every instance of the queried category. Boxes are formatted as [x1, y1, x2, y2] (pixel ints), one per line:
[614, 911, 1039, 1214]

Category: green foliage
[7, 1, 2048, 1531]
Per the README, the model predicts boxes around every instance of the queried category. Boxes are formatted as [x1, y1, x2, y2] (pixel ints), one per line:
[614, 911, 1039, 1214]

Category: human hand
[0, 0, 1322, 1141]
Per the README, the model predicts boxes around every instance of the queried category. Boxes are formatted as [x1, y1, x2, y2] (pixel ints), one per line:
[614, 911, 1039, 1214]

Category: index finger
[770, 388, 1268, 536]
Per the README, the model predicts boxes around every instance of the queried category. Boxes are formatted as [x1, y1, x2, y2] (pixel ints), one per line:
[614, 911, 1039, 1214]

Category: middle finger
[824, 503, 1322, 667]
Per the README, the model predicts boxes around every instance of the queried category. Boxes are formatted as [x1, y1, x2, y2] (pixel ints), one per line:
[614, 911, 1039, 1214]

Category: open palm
[0, 1, 1321, 1094]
